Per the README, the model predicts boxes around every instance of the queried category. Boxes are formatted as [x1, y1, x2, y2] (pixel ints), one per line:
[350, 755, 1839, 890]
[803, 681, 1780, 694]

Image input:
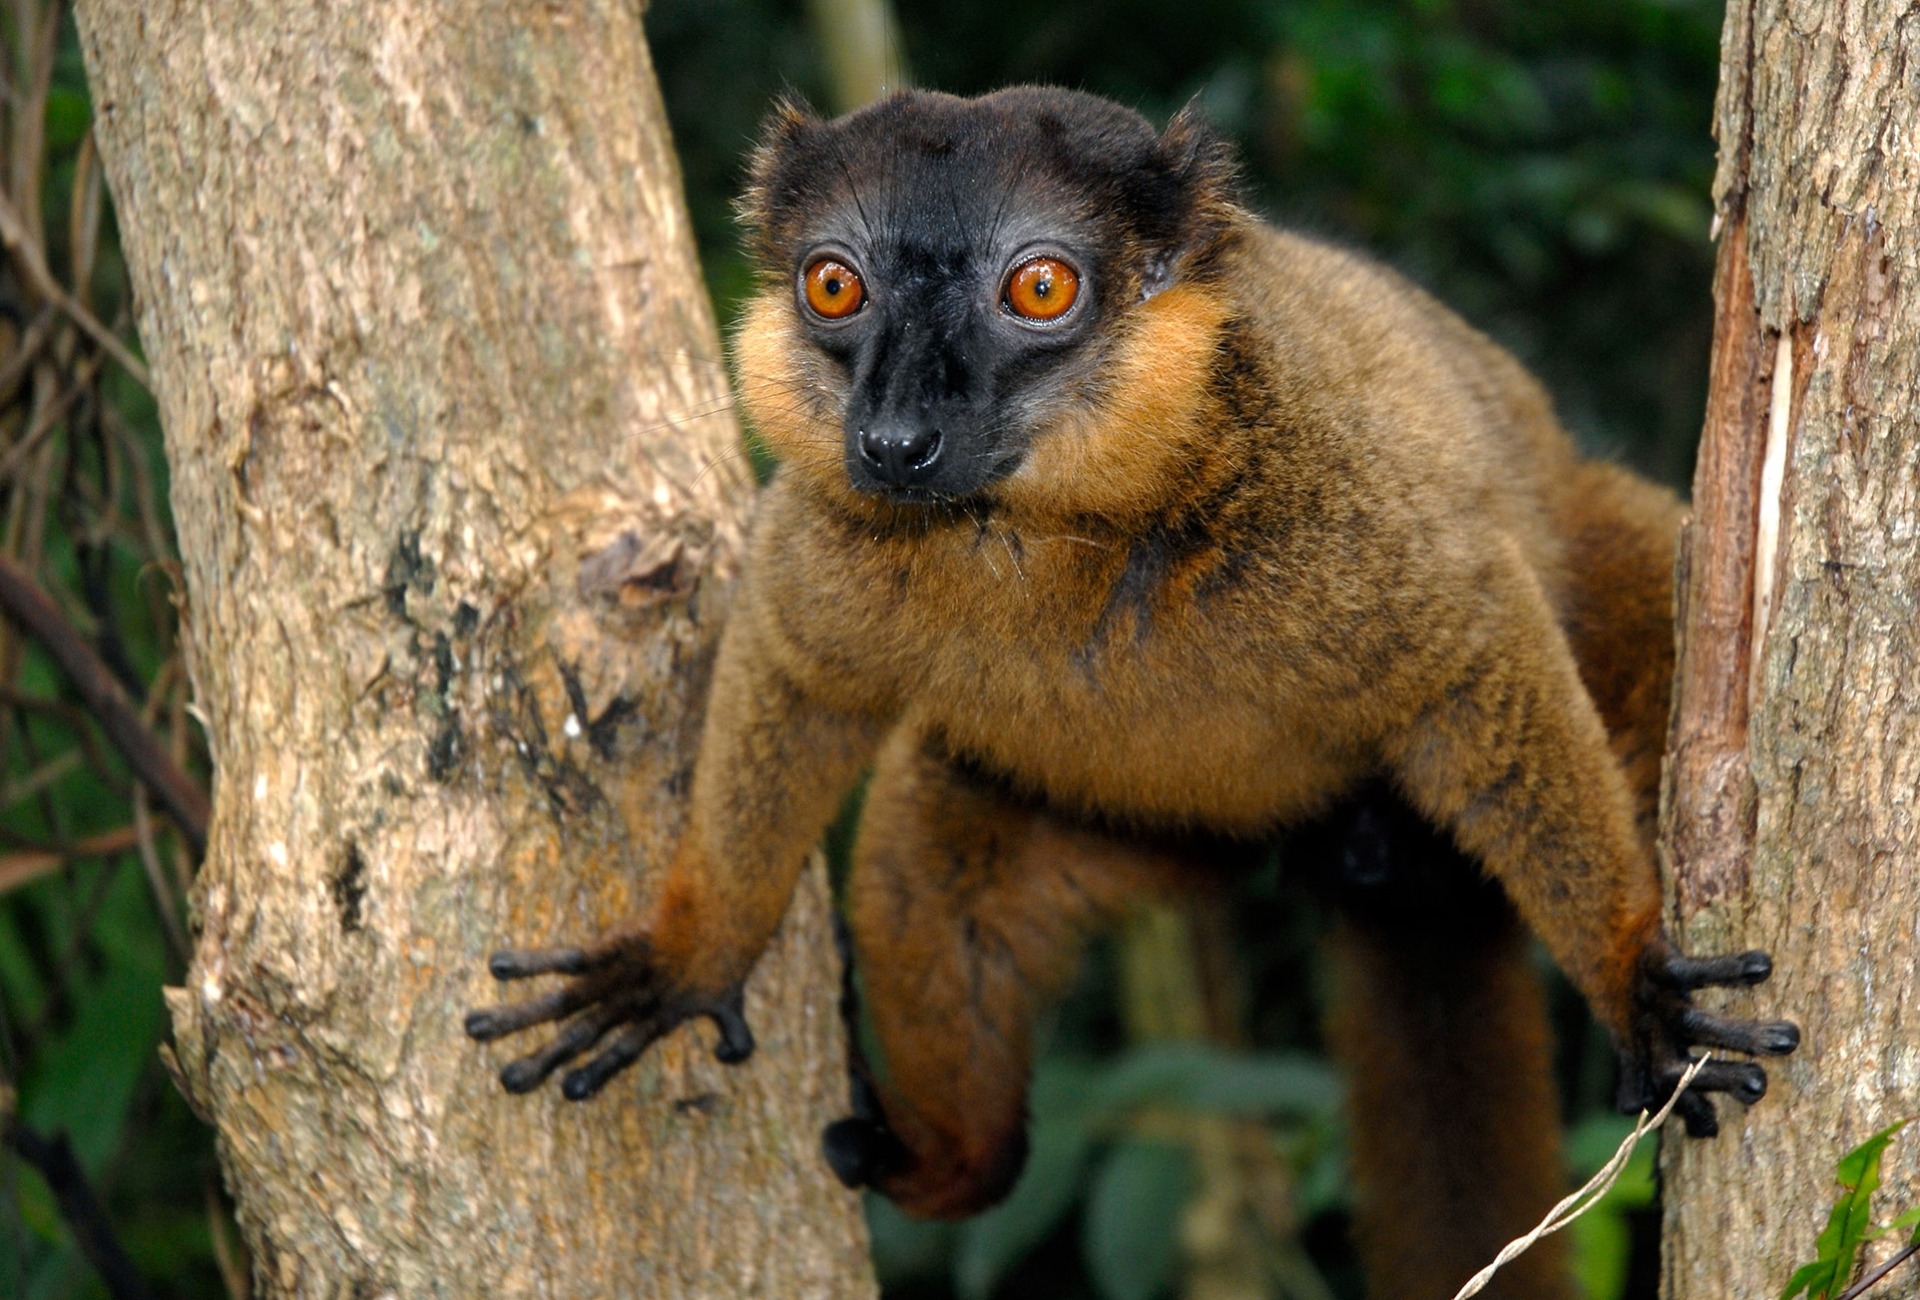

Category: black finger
[464, 987, 586, 1041]
[1676, 1088, 1719, 1138]
[498, 1006, 622, 1093]
[708, 987, 755, 1064]
[562, 1023, 654, 1100]
[1677, 1007, 1801, 1056]
[489, 947, 595, 980]
[1668, 1058, 1768, 1104]
[1656, 950, 1772, 990]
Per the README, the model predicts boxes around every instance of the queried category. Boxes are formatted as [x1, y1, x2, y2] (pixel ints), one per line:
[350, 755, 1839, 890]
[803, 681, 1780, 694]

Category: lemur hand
[465, 936, 755, 1100]
[1618, 940, 1800, 1137]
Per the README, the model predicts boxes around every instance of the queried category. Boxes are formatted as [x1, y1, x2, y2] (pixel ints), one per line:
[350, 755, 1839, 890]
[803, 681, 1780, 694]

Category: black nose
[856, 424, 944, 488]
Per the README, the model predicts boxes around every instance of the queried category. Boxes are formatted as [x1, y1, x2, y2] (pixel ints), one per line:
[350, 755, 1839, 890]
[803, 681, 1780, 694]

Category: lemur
[466, 87, 1799, 1299]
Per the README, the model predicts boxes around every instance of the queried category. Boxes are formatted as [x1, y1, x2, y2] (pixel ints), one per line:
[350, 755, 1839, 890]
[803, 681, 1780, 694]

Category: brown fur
[473, 90, 1794, 1300]
[715, 219, 1675, 1287]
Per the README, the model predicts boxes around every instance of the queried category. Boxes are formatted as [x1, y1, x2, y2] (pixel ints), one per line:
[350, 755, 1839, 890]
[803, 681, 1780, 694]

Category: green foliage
[1781, 1122, 1913, 1300]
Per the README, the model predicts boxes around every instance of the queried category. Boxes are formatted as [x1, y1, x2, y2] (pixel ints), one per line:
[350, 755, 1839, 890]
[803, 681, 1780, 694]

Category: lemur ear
[1158, 100, 1242, 257]
[737, 96, 824, 254]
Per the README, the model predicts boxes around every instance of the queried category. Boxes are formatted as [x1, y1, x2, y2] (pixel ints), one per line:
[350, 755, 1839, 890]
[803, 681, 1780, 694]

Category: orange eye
[1004, 257, 1080, 322]
[802, 257, 865, 319]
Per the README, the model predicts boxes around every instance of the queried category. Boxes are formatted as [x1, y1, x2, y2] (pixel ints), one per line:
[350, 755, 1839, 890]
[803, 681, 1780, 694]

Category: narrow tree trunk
[74, 3, 875, 1295]
[1663, 1, 1920, 1295]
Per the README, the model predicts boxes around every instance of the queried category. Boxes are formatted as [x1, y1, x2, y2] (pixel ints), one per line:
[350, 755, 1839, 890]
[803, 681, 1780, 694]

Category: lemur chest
[780, 517, 1377, 833]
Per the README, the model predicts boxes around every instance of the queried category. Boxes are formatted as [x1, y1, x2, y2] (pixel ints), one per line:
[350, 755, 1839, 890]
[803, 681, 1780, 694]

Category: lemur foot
[1619, 941, 1800, 1137]
[465, 936, 754, 1100]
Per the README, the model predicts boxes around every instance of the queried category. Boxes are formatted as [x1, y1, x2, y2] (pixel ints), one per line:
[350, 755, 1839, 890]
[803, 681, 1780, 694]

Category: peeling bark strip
[1662, 218, 1769, 911]
[74, 3, 875, 1296]
[1662, 1, 1920, 1296]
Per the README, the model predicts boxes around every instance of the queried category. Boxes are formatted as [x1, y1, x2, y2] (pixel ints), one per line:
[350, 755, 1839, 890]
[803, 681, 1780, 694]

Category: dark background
[0, 1, 1724, 1296]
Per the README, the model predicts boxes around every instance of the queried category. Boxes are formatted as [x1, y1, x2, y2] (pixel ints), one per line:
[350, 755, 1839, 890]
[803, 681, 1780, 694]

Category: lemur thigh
[846, 728, 1188, 1219]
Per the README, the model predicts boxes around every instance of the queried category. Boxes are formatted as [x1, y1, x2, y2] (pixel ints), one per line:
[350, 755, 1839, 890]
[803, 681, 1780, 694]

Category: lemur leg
[1383, 542, 1796, 1136]
[826, 726, 1193, 1219]
[1302, 787, 1574, 1300]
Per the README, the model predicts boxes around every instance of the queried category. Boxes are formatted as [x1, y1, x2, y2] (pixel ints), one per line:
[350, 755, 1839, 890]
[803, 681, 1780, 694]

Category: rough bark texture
[1663, 1, 1920, 1296]
[74, 3, 876, 1295]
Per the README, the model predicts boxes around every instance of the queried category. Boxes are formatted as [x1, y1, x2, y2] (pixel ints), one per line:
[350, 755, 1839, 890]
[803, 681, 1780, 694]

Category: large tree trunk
[73, 3, 876, 1295]
[1662, 1, 1920, 1295]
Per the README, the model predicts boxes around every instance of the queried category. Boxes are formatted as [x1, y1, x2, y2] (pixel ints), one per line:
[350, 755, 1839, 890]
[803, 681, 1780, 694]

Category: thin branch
[1835, 1244, 1920, 1300]
[204, 1174, 249, 1300]
[0, 824, 141, 894]
[0, 555, 207, 857]
[131, 785, 189, 964]
[0, 186, 151, 391]
[1451, 1056, 1713, 1300]
[3, 1121, 159, 1300]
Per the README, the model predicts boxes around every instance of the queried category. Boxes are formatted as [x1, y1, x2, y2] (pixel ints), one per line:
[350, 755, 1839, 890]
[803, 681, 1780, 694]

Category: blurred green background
[1, 0, 1722, 1296]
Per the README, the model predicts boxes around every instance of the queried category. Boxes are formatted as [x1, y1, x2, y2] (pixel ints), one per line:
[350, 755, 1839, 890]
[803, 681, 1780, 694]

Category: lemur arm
[465, 581, 884, 1099]
[1381, 542, 1797, 1136]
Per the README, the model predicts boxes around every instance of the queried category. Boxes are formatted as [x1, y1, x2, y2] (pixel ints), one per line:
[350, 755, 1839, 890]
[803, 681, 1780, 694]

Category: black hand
[1619, 939, 1800, 1137]
[465, 934, 755, 1099]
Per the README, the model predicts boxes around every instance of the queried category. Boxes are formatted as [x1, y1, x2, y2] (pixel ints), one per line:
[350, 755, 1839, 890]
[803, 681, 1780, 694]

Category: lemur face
[737, 88, 1235, 508]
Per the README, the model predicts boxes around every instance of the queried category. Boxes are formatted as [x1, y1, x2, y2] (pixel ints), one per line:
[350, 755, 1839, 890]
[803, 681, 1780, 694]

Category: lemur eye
[1004, 257, 1080, 322]
[802, 257, 866, 320]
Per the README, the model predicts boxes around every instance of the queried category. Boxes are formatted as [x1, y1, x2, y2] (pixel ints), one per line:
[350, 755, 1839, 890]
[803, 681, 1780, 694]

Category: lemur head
[735, 87, 1241, 522]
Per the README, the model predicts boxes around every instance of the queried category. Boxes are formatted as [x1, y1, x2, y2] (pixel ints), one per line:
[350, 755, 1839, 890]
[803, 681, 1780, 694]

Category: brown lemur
[466, 87, 1799, 1298]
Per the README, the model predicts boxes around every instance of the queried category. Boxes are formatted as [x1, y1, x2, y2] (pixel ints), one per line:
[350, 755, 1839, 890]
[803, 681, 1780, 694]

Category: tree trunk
[1662, 1, 1920, 1296]
[73, 3, 876, 1295]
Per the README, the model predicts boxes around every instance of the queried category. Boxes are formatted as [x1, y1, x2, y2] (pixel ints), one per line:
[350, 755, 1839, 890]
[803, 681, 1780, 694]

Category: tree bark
[1663, 1, 1920, 1296]
[73, 3, 876, 1295]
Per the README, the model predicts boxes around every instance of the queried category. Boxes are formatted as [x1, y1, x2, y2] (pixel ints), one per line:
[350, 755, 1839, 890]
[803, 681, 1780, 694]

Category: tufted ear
[1158, 99, 1243, 262]
[735, 96, 824, 260]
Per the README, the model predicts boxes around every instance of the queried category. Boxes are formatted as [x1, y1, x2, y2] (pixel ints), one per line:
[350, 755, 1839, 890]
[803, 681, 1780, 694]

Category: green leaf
[1780, 1121, 1911, 1300]
[1084, 1141, 1192, 1300]
[1886, 1203, 1920, 1244]
[1781, 1259, 1835, 1300]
